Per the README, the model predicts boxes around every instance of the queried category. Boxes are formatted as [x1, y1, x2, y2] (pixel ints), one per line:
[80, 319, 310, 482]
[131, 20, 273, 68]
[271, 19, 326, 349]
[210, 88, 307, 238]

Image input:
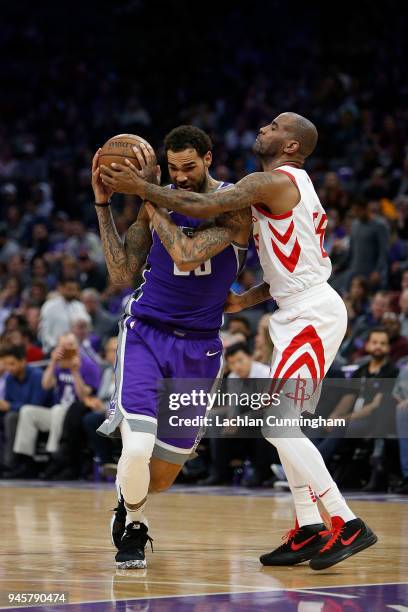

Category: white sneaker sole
[115, 559, 147, 569]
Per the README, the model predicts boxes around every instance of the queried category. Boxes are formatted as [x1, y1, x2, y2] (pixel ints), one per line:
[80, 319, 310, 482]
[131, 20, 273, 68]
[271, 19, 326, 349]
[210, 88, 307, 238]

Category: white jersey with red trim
[251, 165, 331, 302]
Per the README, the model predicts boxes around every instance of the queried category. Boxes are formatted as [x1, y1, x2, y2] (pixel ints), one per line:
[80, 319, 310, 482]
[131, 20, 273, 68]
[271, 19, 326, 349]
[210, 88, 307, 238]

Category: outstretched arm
[146, 203, 251, 272]
[100, 157, 279, 218]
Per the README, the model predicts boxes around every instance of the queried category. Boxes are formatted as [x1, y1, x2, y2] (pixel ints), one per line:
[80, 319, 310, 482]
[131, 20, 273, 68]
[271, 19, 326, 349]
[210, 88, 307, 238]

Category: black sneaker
[115, 522, 153, 569]
[309, 516, 377, 570]
[111, 494, 126, 549]
[260, 520, 330, 566]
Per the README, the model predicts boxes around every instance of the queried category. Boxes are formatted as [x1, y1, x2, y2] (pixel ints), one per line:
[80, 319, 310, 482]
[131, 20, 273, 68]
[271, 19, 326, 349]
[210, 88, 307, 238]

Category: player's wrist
[94, 199, 111, 207]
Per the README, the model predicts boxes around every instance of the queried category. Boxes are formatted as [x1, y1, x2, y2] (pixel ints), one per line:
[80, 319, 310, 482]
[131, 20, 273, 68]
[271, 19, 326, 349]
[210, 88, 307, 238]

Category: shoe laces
[123, 522, 154, 553]
[319, 524, 344, 552]
[282, 525, 301, 543]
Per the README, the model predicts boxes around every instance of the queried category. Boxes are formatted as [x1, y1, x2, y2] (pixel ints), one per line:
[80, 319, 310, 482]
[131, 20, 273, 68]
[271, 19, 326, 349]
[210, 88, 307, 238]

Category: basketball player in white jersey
[100, 112, 378, 571]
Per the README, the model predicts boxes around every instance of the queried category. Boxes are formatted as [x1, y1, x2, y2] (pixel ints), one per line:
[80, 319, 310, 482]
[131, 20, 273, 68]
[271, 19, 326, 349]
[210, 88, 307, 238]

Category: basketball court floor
[0, 481, 407, 610]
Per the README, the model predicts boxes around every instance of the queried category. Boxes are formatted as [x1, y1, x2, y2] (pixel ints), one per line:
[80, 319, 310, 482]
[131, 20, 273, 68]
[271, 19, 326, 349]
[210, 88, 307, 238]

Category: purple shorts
[97, 316, 223, 464]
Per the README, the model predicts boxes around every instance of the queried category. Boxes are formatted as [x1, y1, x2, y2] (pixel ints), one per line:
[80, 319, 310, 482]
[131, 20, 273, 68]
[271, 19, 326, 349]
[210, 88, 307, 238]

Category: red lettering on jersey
[268, 220, 301, 273]
[313, 212, 328, 258]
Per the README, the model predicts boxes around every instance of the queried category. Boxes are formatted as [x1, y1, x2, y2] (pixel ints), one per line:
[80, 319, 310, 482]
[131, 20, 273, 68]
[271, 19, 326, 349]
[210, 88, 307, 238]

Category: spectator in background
[0, 344, 51, 476]
[14, 333, 100, 480]
[0, 223, 20, 265]
[41, 333, 101, 480]
[221, 315, 252, 350]
[199, 343, 272, 486]
[318, 171, 349, 217]
[399, 289, 408, 337]
[3, 327, 44, 363]
[253, 313, 274, 365]
[71, 314, 103, 365]
[343, 276, 369, 324]
[340, 290, 390, 360]
[38, 278, 88, 353]
[381, 312, 408, 363]
[59, 256, 79, 282]
[24, 306, 42, 342]
[81, 288, 119, 345]
[77, 250, 106, 292]
[318, 328, 398, 490]
[82, 337, 118, 475]
[30, 256, 57, 291]
[392, 365, 408, 494]
[334, 199, 389, 293]
[0, 277, 22, 333]
[64, 219, 104, 265]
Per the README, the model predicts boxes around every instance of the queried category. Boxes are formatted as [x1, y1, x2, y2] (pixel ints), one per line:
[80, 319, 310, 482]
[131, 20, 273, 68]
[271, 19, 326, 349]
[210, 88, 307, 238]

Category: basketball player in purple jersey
[92, 125, 251, 568]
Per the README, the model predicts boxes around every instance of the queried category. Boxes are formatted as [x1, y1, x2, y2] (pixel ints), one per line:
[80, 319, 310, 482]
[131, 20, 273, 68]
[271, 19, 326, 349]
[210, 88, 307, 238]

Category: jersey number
[173, 260, 212, 276]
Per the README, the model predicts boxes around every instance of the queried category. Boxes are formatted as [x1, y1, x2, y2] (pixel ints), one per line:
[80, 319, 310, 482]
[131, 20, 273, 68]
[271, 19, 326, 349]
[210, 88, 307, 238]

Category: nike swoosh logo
[291, 534, 317, 551]
[319, 487, 331, 498]
[341, 529, 362, 546]
[206, 350, 221, 357]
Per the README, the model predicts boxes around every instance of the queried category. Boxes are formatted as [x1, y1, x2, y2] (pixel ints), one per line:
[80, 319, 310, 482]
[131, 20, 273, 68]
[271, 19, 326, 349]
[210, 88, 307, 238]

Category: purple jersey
[54, 353, 101, 407]
[128, 183, 247, 332]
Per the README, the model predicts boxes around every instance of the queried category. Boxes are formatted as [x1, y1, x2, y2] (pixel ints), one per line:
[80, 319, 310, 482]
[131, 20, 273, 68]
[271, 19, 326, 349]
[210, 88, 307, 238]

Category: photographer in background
[12, 333, 100, 479]
[40, 333, 101, 480]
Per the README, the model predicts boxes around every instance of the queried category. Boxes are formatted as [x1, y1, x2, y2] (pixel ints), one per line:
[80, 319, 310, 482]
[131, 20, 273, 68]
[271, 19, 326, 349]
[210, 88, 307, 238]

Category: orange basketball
[98, 133, 156, 169]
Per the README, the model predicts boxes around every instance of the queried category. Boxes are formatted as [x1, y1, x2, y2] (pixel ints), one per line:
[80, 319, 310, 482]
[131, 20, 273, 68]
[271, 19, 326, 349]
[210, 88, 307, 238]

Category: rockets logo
[271, 326, 325, 404]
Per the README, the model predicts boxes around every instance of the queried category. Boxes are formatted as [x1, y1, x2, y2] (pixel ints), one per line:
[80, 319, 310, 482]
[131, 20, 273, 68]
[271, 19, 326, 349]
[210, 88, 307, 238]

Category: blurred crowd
[0, 1, 407, 492]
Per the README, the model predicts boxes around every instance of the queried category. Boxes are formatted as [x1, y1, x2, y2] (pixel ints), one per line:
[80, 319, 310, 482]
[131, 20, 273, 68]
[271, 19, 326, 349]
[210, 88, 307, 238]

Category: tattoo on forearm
[96, 206, 151, 284]
[141, 173, 273, 218]
[151, 209, 233, 266]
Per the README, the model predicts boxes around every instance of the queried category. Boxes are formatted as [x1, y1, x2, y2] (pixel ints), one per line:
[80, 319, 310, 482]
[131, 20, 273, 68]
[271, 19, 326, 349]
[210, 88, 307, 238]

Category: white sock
[278, 452, 322, 526]
[125, 499, 147, 525]
[317, 483, 356, 523]
[268, 436, 356, 524]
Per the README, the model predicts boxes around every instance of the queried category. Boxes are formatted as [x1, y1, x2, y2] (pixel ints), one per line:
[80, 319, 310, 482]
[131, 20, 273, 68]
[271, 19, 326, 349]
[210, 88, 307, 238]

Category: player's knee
[122, 444, 151, 467]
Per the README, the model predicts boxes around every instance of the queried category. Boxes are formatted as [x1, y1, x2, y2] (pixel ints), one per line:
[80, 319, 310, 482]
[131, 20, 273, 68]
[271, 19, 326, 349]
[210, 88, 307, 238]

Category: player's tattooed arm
[92, 148, 152, 285]
[225, 282, 272, 313]
[145, 204, 249, 272]
[100, 161, 280, 218]
[95, 205, 152, 285]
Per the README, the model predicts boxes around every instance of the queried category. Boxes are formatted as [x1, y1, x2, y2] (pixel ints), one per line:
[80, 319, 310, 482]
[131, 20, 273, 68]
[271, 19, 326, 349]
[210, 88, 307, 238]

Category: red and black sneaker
[260, 520, 330, 566]
[309, 516, 377, 570]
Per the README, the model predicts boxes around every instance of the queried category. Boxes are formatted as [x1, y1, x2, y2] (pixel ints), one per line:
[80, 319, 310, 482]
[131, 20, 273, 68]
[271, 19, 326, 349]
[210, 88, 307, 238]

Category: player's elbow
[173, 255, 197, 272]
[177, 260, 197, 272]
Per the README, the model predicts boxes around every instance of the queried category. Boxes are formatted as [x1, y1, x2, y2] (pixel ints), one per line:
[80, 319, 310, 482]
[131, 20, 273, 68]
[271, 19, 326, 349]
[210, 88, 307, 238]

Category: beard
[371, 349, 387, 360]
[252, 137, 279, 159]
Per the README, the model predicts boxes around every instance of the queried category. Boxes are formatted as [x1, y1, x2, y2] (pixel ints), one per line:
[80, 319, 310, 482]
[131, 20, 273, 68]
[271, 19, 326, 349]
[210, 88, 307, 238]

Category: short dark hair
[367, 327, 390, 342]
[0, 343, 26, 361]
[164, 125, 212, 157]
[225, 342, 251, 359]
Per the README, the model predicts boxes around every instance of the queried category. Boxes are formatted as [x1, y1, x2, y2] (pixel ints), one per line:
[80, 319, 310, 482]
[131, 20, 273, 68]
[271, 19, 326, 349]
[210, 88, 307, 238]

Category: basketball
[98, 133, 156, 169]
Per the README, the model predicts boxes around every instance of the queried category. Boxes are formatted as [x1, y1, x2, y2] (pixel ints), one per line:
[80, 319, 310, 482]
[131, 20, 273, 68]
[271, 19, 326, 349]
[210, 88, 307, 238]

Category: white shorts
[268, 282, 347, 414]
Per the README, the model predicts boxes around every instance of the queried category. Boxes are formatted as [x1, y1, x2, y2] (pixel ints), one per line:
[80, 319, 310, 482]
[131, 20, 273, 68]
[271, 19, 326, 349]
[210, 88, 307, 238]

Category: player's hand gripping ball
[98, 134, 157, 194]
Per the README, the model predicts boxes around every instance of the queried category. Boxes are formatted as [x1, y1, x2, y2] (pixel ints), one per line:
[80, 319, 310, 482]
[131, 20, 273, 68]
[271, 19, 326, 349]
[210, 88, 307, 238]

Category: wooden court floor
[0, 482, 407, 610]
